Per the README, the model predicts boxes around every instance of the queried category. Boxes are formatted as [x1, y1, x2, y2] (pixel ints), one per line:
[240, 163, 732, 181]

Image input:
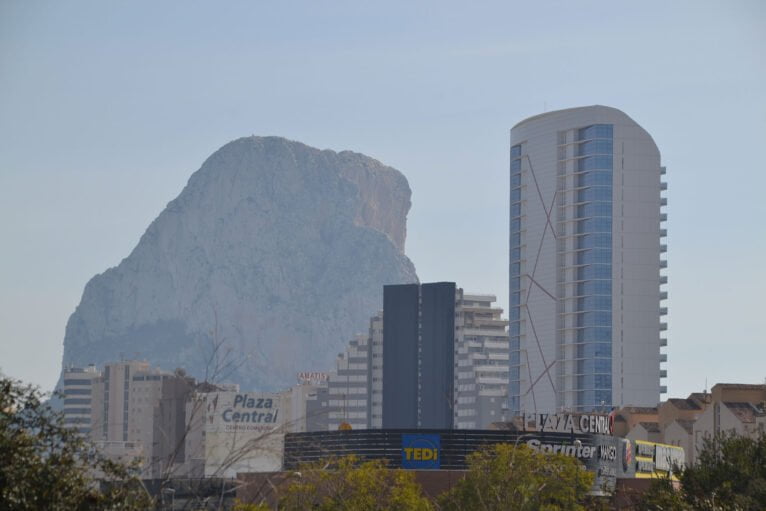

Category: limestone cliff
[61, 137, 418, 390]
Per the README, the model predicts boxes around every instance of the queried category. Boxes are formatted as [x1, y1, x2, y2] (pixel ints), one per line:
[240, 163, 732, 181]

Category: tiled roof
[638, 421, 660, 433]
[688, 392, 711, 402]
[666, 398, 701, 411]
[622, 406, 658, 414]
[723, 402, 765, 424]
[714, 383, 766, 391]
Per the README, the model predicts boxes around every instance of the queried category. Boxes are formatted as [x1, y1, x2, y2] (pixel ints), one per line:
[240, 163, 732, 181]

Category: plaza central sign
[528, 413, 614, 435]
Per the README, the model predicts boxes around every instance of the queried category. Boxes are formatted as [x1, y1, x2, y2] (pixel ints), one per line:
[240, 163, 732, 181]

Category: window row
[575, 340, 612, 357]
[578, 124, 613, 141]
[576, 247, 611, 265]
[576, 311, 612, 328]
[576, 280, 612, 296]
[576, 295, 612, 311]
[577, 357, 612, 374]
[576, 202, 612, 219]
[578, 139, 613, 156]
[577, 186, 612, 203]
[577, 389, 613, 409]
[577, 156, 613, 172]
[577, 170, 612, 186]
[577, 217, 612, 234]
[575, 375, 613, 391]
[574, 326, 611, 342]
[577, 263, 612, 280]
[577, 233, 612, 250]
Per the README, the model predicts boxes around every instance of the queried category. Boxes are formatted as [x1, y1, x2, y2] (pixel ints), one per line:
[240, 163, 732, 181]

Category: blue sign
[402, 434, 441, 469]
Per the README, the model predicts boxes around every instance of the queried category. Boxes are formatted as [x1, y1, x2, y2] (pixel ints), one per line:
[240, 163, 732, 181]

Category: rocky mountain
[61, 137, 418, 391]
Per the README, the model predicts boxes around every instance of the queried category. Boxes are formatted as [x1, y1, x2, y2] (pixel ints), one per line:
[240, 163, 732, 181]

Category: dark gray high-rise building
[382, 282, 456, 429]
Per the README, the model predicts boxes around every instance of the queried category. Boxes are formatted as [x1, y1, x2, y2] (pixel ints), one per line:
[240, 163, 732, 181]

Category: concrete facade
[62, 364, 101, 436]
[509, 105, 666, 416]
[454, 293, 510, 429]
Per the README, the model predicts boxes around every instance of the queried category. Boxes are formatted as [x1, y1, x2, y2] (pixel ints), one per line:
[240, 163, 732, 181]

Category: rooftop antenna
[704, 377, 708, 394]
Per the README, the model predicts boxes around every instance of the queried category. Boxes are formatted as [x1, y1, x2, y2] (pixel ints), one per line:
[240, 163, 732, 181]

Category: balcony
[660, 259, 668, 269]
[660, 213, 668, 222]
[660, 291, 668, 300]
[660, 385, 668, 394]
[661, 182, 668, 190]
[660, 228, 667, 237]
[660, 369, 668, 378]
[660, 322, 668, 331]
[660, 337, 667, 347]
[660, 166, 667, 175]
[660, 353, 668, 362]
[660, 244, 668, 253]
[660, 307, 668, 316]
[661, 197, 668, 206]
[660, 275, 668, 285]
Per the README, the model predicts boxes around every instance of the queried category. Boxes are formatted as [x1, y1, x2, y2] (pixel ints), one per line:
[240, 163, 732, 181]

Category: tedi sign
[527, 413, 614, 435]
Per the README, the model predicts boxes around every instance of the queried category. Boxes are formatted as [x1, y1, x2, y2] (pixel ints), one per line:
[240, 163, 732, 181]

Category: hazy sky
[1, 1, 764, 398]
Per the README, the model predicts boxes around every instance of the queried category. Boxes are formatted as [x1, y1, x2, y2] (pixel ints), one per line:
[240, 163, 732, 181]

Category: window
[576, 202, 612, 219]
[578, 124, 613, 141]
[577, 233, 612, 250]
[577, 186, 612, 203]
[578, 170, 613, 186]
[577, 311, 612, 328]
[578, 217, 612, 233]
[577, 264, 611, 280]
[511, 144, 522, 158]
[578, 139, 613, 156]
[64, 379, 93, 386]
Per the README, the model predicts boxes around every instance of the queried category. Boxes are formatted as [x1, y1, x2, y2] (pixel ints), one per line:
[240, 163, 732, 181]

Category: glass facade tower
[509, 106, 666, 416]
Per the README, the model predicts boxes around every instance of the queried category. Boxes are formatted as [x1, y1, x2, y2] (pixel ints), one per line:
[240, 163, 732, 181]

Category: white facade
[454, 293, 510, 428]
[62, 364, 101, 436]
[509, 105, 666, 415]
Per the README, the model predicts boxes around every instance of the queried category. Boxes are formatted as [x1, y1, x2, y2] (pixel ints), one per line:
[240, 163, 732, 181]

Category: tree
[0, 375, 153, 510]
[635, 431, 766, 511]
[276, 455, 432, 511]
[437, 443, 594, 511]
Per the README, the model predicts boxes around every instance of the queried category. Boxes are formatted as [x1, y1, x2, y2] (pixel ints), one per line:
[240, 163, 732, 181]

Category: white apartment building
[62, 364, 101, 436]
[326, 334, 372, 430]
[509, 105, 667, 416]
[455, 293, 510, 429]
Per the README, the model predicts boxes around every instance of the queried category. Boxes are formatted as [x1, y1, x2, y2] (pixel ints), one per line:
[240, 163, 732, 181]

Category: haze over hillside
[60, 136, 418, 390]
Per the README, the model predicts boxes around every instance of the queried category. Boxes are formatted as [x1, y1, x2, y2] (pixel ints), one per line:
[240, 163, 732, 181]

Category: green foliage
[634, 431, 766, 511]
[0, 375, 153, 510]
[437, 443, 594, 511]
[278, 455, 433, 511]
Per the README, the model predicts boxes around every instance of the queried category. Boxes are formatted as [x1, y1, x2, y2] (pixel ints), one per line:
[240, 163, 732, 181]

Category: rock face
[61, 137, 418, 391]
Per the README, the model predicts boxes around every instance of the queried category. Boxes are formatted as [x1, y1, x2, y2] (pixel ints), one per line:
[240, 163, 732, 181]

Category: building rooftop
[621, 406, 658, 415]
[713, 383, 766, 391]
[724, 402, 766, 424]
[638, 422, 660, 433]
[666, 398, 702, 411]
[687, 392, 711, 404]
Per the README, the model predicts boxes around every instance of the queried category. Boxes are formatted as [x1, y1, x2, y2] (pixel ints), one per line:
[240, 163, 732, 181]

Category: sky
[0, 1, 764, 399]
